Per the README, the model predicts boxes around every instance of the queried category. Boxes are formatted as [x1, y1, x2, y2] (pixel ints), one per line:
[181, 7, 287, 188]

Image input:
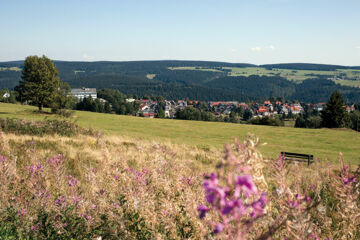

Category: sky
[0, 0, 360, 65]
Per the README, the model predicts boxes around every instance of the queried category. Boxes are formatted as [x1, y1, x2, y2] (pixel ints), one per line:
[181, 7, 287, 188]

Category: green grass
[0, 67, 22, 72]
[1, 102, 359, 164]
[146, 74, 156, 79]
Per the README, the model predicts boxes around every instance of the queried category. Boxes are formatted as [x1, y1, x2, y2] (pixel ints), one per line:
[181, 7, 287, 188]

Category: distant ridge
[1, 60, 359, 70]
[1, 60, 360, 103]
[260, 63, 360, 71]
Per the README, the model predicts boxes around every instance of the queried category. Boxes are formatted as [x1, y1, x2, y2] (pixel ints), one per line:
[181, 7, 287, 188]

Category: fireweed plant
[197, 136, 359, 239]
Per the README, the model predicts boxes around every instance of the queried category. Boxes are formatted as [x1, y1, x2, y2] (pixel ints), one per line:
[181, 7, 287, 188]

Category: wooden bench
[281, 152, 314, 166]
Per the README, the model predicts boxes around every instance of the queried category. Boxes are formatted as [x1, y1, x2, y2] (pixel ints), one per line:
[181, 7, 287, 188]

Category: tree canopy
[321, 91, 346, 128]
[18, 55, 61, 111]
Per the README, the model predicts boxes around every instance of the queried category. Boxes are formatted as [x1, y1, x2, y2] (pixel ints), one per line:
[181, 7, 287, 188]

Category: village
[67, 87, 356, 120]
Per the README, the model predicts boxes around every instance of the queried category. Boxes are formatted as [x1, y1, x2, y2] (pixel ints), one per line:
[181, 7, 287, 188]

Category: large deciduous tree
[321, 91, 346, 128]
[18, 55, 61, 111]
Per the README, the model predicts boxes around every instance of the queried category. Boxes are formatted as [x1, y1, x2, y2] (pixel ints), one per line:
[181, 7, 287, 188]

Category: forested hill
[260, 63, 360, 71]
[1, 60, 360, 103]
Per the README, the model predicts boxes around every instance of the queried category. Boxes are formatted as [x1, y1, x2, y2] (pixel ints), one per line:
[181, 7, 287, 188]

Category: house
[257, 106, 270, 116]
[126, 98, 135, 103]
[314, 103, 325, 112]
[2, 92, 10, 98]
[71, 87, 97, 100]
[143, 111, 156, 118]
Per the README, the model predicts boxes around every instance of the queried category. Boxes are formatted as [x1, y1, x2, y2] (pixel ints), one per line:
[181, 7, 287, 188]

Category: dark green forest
[1, 60, 360, 103]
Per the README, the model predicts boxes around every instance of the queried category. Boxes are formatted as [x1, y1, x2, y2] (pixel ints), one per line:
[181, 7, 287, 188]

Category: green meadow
[169, 66, 360, 87]
[1, 102, 359, 164]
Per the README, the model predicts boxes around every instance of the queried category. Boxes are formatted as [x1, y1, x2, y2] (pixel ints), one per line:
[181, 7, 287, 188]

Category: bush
[51, 108, 75, 118]
[0, 118, 94, 137]
[249, 116, 283, 126]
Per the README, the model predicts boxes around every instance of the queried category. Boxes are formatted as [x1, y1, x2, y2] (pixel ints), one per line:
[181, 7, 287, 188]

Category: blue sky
[1, 0, 359, 65]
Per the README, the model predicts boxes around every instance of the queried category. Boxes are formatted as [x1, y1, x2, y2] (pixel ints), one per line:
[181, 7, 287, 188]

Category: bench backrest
[281, 152, 314, 166]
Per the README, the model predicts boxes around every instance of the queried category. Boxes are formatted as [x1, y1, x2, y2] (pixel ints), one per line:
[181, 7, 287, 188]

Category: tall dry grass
[0, 129, 359, 239]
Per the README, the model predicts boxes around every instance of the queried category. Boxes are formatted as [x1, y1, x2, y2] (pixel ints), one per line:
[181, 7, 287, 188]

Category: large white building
[71, 87, 97, 100]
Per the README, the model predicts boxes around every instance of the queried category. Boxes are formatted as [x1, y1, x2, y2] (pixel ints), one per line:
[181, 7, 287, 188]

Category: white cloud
[356, 46, 360, 49]
[267, 45, 275, 50]
[82, 53, 95, 60]
[230, 48, 238, 53]
[251, 47, 261, 52]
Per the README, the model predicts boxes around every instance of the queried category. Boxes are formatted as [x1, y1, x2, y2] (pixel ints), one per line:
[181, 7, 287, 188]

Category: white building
[71, 87, 97, 100]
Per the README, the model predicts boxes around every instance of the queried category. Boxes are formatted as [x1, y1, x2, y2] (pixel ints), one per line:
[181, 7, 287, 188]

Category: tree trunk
[39, 104, 43, 112]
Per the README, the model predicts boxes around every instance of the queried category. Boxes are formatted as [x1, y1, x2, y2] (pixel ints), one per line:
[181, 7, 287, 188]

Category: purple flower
[26, 164, 44, 175]
[213, 224, 224, 235]
[203, 173, 218, 190]
[49, 154, 64, 166]
[55, 196, 66, 206]
[0, 155, 5, 163]
[235, 175, 257, 197]
[342, 175, 357, 185]
[251, 194, 267, 218]
[197, 204, 210, 219]
[17, 208, 27, 217]
[72, 196, 81, 204]
[67, 175, 79, 187]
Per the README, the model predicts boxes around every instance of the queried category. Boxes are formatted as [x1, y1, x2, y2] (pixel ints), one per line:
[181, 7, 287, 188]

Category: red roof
[258, 106, 269, 113]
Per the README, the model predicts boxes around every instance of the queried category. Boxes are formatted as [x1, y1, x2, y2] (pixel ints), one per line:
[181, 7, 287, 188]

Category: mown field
[169, 66, 360, 87]
[1, 103, 359, 164]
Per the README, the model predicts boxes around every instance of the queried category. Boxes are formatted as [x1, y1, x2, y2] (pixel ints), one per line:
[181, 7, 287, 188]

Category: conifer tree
[321, 91, 346, 128]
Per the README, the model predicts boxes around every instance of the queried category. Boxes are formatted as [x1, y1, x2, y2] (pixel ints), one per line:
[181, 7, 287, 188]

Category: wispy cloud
[230, 48, 238, 53]
[356, 46, 360, 49]
[82, 53, 95, 60]
[251, 47, 261, 52]
[266, 45, 275, 50]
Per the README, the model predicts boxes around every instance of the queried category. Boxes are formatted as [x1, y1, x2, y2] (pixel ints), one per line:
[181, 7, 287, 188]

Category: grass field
[1, 103, 359, 164]
[169, 66, 360, 87]
[0, 67, 22, 72]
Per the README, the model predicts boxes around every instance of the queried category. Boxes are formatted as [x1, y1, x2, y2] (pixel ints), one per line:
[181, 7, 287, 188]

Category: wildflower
[48, 154, 64, 166]
[67, 175, 79, 187]
[341, 175, 357, 185]
[73, 196, 81, 204]
[250, 193, 267, 217]
[17, 208, 27, 217]
[31, 223, 42, 231]
[55, 196, 66, 206]
[0, 155, 5, 163]
[197, 204, 210, 219]
[213, 224, 224, 235]
[235, 174, 257, 197]
[26, 164, 44, 175]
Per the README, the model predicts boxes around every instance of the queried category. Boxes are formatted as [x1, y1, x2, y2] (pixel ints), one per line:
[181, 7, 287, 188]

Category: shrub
[0, 118, 94, 137]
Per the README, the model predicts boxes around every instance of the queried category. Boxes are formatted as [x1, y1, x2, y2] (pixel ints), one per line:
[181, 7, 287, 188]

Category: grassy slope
[1, 102, 359, 164]
[169, 66, 360, 86]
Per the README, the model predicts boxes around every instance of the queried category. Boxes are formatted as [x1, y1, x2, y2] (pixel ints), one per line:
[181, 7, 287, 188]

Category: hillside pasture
[169, 66, 360, 86]
[0, 103, 359, 164]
